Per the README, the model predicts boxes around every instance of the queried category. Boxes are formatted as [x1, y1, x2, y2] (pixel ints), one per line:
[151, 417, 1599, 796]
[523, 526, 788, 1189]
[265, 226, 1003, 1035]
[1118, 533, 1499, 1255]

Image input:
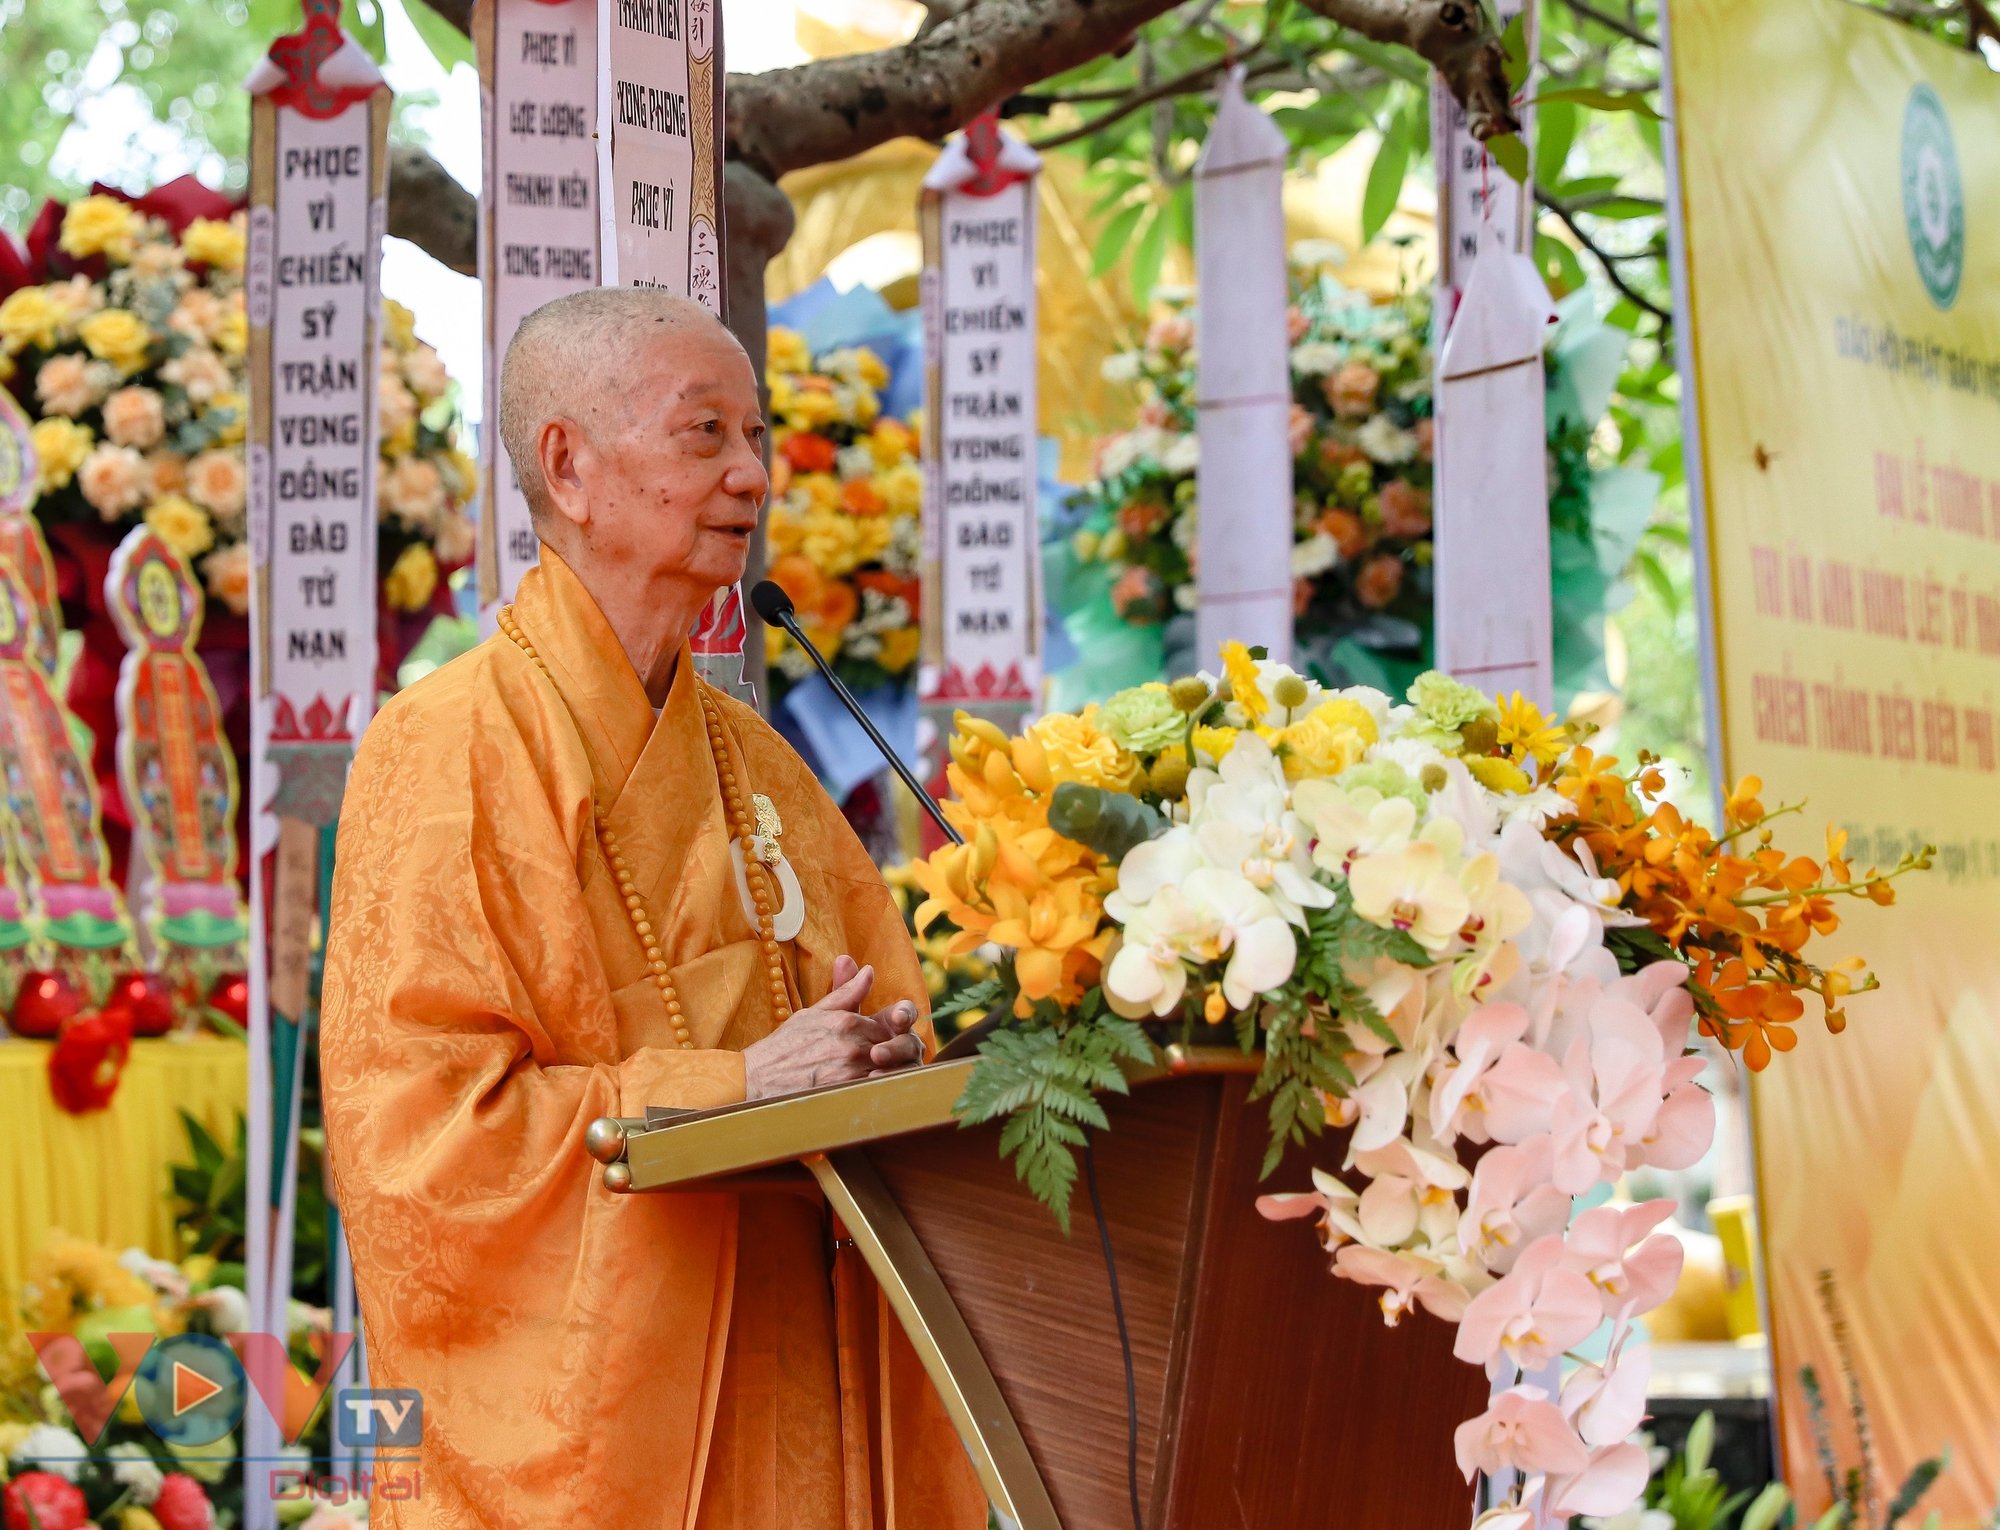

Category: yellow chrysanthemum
[0, 287, 63, 353]
[1465, 754, 1533, 794]
[144, 494, 215, 560]
[1496, 691, 1568, 766]
[767, 326, 812, 375]
[786, 388, 842, 431]
[798, 471, 843, 515]
[21, 1230, 154, 1333]
[181, 215, 247, 273]
[1220, 641, 1269, 722]
[59, 195, 141, 262]
[31, 417, 94, 491]
[1192, 724, 1239, 763]
[78, 308, 153, 374]
[384, 541, 439, 611]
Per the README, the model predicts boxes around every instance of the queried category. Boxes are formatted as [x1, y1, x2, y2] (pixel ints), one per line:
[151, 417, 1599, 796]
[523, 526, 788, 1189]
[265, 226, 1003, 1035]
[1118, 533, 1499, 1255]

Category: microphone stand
[764, 607, 963, 848]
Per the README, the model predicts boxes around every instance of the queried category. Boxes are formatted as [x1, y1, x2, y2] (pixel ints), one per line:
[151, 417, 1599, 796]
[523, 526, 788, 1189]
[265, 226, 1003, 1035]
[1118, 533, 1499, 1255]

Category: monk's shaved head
[498, 287, 738, 530]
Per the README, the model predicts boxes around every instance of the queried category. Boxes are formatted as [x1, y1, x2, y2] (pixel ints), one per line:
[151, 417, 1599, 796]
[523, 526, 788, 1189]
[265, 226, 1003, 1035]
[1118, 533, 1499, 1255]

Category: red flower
[153, 1474, 216, 1530]
[10, 971, 80, 1038]
[208, 972, 250, 1028]
[107, 971, 176, 1037]
[3, 1473, 88, 1530]
[781, 432, 838, 473]
[47, 1009, 133, 1114]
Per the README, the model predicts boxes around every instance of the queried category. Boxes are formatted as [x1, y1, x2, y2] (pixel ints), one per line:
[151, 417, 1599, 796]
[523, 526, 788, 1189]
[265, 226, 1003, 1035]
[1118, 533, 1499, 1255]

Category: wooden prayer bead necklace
[496, 605, 794, 1051]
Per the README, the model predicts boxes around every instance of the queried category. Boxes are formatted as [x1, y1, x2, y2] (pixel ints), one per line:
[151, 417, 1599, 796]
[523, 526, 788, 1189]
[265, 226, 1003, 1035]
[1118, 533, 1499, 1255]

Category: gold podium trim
[623, 1058, 978, 1190]
[808, 1149, 1061, 1530]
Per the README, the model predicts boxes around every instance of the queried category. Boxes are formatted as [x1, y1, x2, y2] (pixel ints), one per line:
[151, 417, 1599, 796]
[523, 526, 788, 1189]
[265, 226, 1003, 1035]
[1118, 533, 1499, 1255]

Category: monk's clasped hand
[741, 955, 925, 1100]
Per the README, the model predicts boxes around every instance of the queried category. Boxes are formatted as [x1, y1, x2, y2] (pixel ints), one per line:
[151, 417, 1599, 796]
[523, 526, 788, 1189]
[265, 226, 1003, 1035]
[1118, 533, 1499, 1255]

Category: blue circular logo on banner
[1901, 83, 1964, 309]
[134, 1333, 246, 1446]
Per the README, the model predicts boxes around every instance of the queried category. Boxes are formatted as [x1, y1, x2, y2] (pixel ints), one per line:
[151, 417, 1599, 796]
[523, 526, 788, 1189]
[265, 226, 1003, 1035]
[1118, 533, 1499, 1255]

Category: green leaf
[181, 1109, 224, 1175]
[1811, 1507, 1848, 1530]
[249, 0, 301, 40]
[1047, 782, 1166, 861]
[1487, 132, 1529, 186]
[1535, 99, 1578, 187]
[1685, 1409, 1714, 1477]
[1584, 197, 1667, 221]
[1092, 200, 1147, 278]
[1322, 34, 1426, 87]
[347, 0, 389, 62]
[1738, 1483, 1792, 1530]
[1632, 550, 1678, 615]
[1884, 1448, 1949, 1528]
[1534, 231, 1585, 295]
[1499, 13, 1529, 90]
[399, 0, 474, 72]
[1129, 206, 1171, 308]
[1532, 86, 1664, 120]
[932, 976, 1004, 1024]
[1361, 118, 1411, 245]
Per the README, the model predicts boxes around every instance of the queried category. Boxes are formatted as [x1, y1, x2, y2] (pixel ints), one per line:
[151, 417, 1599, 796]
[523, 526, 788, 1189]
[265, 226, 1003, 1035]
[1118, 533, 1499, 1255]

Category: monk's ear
[538, 417, 591, 533]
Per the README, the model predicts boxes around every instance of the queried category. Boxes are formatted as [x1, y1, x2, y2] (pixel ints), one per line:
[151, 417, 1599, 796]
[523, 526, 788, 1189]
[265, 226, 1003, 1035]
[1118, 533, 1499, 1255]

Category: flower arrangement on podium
[1070, 257, 1434, 680]
[761, 326, 923, 704]
[911, 644, 1928, 1526]
[0, 194, 474, 626]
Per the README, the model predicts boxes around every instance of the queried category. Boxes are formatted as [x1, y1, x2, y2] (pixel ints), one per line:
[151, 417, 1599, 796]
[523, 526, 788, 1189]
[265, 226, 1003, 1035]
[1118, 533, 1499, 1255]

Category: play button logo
[135, 1334, 245, 1446]
[173, 1360, 224, 1416]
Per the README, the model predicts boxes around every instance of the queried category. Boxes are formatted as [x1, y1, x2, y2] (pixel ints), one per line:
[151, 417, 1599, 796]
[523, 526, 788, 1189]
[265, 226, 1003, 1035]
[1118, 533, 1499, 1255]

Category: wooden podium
[589, 1048, 1486, 1529]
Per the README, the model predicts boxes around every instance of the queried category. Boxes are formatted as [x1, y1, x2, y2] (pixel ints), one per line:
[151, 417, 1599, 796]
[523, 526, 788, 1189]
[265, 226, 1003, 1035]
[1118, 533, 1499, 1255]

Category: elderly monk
[321, 288, 986, 1530]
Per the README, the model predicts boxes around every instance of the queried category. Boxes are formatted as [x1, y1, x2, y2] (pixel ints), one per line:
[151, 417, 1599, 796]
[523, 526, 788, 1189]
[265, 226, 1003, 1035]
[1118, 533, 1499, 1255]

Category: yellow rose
[1273, 699, 1376, 782]
[144, 494, 215, 560]
[78, 308, 153, 375]
[31, 417, 94, 491]
[384, 297, 419, 351]
[878, 462, 923, 517]
[851, 515, 894, 566]
[213, 296, 247, 357]
[181, 215, 246, 272]
[59, 194, 140, 262]
[384, 541, 439, 611]
[878, 626, 921, 673]
[0, 287, 66, 354]
[798, 510, 863, 576]
[798, 472, 842, 515]
[767, 326, 811, 376]
[204, 391, 247, 445]
[1013, 707, 1142, 794]
[789, 389, 841, 430]
[869, 418, 916, 469]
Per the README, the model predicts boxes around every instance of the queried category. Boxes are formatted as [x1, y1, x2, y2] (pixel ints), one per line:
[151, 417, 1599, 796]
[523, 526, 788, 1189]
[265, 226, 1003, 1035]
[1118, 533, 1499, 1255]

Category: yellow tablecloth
[0, 1036, 246, 1309]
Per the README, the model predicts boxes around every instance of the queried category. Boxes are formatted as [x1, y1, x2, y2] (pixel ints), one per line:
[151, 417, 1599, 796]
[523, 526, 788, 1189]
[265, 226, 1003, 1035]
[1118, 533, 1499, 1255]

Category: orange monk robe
[321, 548, 986, 1530]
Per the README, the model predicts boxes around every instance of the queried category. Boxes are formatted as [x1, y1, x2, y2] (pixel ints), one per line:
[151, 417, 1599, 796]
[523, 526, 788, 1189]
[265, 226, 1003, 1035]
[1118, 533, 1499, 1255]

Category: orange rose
[1378, 479, 1432, 539]
[1354, 553, 1404, 609]
[1317, 508, 1368, 561]
[1117, 498, 1166, 541]
[841, 476, 885, 516]
[1325, 361, 1380, 420]
[782, 432, 838, 473]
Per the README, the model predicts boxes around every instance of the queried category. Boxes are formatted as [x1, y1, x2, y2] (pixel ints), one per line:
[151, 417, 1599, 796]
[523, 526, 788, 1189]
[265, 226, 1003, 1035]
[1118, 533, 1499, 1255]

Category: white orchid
[1189, 737, 1334, 926]
[1348, 839, 1472, 954]
[1293, 779, 1420, 877]
[1104, 828, 1298, 1013]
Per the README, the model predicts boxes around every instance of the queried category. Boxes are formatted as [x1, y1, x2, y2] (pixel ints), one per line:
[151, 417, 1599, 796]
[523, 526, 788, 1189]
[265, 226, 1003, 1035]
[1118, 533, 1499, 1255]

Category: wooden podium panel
[866, 1075, 1485, 1530]
[606, 1057, 1486, 1529]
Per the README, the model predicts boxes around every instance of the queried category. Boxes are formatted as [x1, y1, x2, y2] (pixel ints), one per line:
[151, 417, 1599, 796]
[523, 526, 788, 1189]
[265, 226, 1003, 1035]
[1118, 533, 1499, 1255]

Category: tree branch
[387, 142, 476, 273]
[1026, 52, 1290, 150]
[1550, 0, 1657, 49]
[1536, 186, 1670, 324]
[1292, 0, 1518, 138]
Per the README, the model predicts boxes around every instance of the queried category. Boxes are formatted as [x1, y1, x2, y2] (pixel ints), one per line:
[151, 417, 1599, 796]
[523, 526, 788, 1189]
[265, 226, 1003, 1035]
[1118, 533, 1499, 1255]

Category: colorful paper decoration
[0, 556, 136, 972]
[107, 526, 248, 977]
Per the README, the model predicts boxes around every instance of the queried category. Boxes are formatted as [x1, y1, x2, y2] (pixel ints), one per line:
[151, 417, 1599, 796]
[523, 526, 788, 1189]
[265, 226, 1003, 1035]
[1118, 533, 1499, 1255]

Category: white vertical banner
[477, 0, 600, 625]
[243, 12, 387, 1520]
[918, 116, 1042, 709]
[1194, 67, 1294, 670]
[1433, 250, 1556, 707]
[1432, 0, 1538, 328]
[1430, 3, 1552, 708]
[598, 0, 723, 302]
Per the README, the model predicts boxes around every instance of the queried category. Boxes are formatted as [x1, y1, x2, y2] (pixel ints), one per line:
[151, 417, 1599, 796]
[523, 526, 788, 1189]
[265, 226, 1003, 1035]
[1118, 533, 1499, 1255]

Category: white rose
[1357, 414, 1419, 465]
[1290, 341, 1343, 376]
[1100, 350, 1142, 383]
[1291, 530, 1339, 578]
[13, 1423, 88, 1482]
[1160, 433, 1200, 475]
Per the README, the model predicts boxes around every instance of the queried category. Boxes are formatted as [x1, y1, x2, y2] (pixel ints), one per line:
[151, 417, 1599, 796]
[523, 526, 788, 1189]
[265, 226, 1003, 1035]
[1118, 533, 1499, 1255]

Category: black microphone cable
[1084, 1136, 1144, 1530]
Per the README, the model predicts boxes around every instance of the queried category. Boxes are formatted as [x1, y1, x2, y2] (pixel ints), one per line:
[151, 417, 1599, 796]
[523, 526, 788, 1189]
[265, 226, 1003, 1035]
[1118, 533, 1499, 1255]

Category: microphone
[750, 581, 963, 847]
